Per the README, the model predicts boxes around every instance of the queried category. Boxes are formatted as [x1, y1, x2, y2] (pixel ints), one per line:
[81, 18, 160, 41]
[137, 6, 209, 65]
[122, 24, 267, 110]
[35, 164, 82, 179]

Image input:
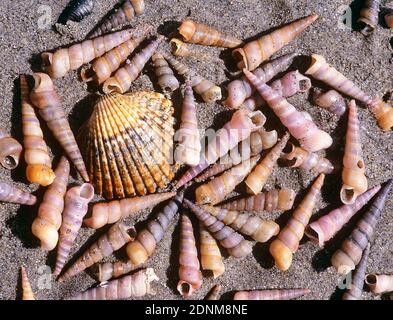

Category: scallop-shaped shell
[83, 91, 175, 199]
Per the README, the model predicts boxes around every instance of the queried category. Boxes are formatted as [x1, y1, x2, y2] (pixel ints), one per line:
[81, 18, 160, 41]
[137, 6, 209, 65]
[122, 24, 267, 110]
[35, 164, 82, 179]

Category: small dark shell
[58, 0, 95, 24]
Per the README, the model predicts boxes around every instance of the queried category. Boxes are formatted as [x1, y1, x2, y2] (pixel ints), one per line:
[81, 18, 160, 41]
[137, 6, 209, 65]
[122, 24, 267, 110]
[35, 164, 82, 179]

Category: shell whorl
[93, 260, 137, 283]
[0, 181, 36, 205]
[58, 0, 95, 24]
[233, 288, 310, 300]
[152, 53, 180, 94]
[0, 126, 22, 171]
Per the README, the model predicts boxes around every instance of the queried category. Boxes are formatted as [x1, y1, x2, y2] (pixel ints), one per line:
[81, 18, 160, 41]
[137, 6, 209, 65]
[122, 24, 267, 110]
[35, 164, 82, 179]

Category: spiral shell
[358, 0, 380, 35]
[331, 179, 393, 274]
[30, 73, 88, 181]
[233, 288, 310, 300]
[202, 205, 280, 243]
[178, 19, 242, 48]
[199, 222, 225, 278]
[341, 100, 368, 205]
[94, 260, 136, 283]
[89, 0, 145, 38]
[224, 53, 295, 109]
[103, 37, 162, 94]
[206, 284, 222, 300]
[0, 127, 22, 170]
[245, 133, 290, 195]
[368, 97, 393, 131]
[312, 89, 346, 116]
[244, 69, 333, 152]
[196, 156, 260, 205]
[32, 156, 70, 251]
[54, 183, 95, 276]
[21, 266, 35, 300]
[170, 38, 191, 57]
[385, 12, 393, 28]
[305, 54, 372, 105]
[175, 109, 266, 188]
[152, 53, 180, 94]
[69, 268, 158, 300]
[270, 174, 325, 271]
[58, 0, 95, 24]
[365, 274, 393, 294]
[0, 182, 36, 205]
[233, 14, 318, 71]
[183, 199, 252, 258]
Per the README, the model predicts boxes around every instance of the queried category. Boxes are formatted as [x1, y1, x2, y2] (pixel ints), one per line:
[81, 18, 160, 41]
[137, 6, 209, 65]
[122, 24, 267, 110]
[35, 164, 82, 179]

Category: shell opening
[299, 78, 312, 92]
[232, 49, 247, 70]
[305, 54, 325, 75]
[179, 282, 191, 297]
[40, 52, 53, 70]
[365, 274, 377, 286]
[2, 155, 17, 169]
[80, 183, 95, 200]
[282, 143, 295, 155]
[357, 160, 364, 169]
[249, 111, 266, 129]
[305, 227, 321, 244]
[343, 188, 355, 203]
[127, 226, 138, 239]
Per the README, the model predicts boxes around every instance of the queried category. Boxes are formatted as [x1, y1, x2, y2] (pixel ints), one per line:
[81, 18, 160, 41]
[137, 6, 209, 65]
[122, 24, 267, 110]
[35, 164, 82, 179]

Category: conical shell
[21, 266, 35, 300]
[58, 0, 95, 24]
[233, 288, 310, 300]
[84, 91, 175, 200]
[0, 181, 36, 205]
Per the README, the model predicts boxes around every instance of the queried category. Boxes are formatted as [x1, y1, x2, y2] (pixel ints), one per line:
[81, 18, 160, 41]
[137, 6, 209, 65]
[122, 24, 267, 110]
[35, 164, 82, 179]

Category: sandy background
[0, 0, 392, 300]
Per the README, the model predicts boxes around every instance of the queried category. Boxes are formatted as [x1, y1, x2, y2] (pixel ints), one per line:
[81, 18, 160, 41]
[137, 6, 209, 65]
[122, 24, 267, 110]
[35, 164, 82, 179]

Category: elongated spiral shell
[221, 188, 296, 213]
[358, 0, 380, 35]
[59, 222, 137, 281]
[152, 53, 180, 94]
[244, 69, 333, 152]
[312, 89, 346, 116]
[270, 174, 325, 271]
[69, 268, 158, 300]
[32, 156, 70, 251]
[305, 185, 380, 247]
[170, 38, 191, 57]
[177, 214, 202, 298]
[21, 266, 35, 300]
[331, 179, 393, 274]
[30, 73, 88, 181]
[20, 75, 55, 186]
[89, 0, 145, 38]
[233, 14, 318, 71]
[233, 288, 310, 300]
[0, 126, 22, 170]
[245, 133, 290, 195]
[162, 53, 222, 103]
[94, 260, 136, 283]
[341, 100, 367, 205]
[41, 29, 138, 79]
[202, 205, 280, 243]
[206, 284, 222, 300]
[183, 199, 252, 258]
[224, 53, 295, 109]
[85, 192, 176, 229]
[305, 54, 372, 105]
[103, 38, 162, 94]
[58, 0, 95, 24]
[342, 245, 370, 300]
[199, 222, 225, 278]
[368, 97, 393, 131]
[175, 82, 201, 166]
[0, 182, 36, 205]
[196, 156, 260, 205]
[365, 274, 393, 294]
[54, 183, 95, 276]
[175, 109, 266, 188]
[178, 19, 242, 48]
[385, 12, 393, 28]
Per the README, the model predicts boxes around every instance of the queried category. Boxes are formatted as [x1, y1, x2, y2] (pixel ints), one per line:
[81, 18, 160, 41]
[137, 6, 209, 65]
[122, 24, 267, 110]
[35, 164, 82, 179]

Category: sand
[0, 0, 392, 300]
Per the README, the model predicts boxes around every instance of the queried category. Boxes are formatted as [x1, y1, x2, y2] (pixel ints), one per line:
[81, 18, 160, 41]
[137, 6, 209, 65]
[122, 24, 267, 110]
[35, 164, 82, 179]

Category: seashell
[58, 0, 95, 24]
[341, 100, 368, 205]
[59, 222, 137, 282]
[21, 266, 35, 300]
[312, 89, 346, 116]
[368, 97, 393, 131]
[233, 288, 310, 300]
[195, 128, 277, 182]
[152, 53, 180, 94]
[170, 38, 191, 57]
[0, 127, 22, 170]
[233, 14, 318, 71]
[183, 199, 252, 258]
[31, 156, 70, 251]
[306, 185, 381, 247]
[224, 53, 296, 109]
[385, 12, 393, 28]
[175, 109, 266, 188]
[177, 214, 203, 298]
[202, 205, 280, 243]
[358, 0, 380, 35]
[244, 69, 333, 152]
[220, 188, 296, 213]
[270, 174, 325, 271]
[54, 183, 95, 277]
[85, 192, 176, 229]
[175, 82, 201, 166]
[93, 260, 136, 283]
[281, 143, 334, 174]
[178, 19, 242, 48]
[196, 156, 260, 205]
[162, 53, 222, 103]
[83, 92, 175, 199]
[103, 37, 162, 94]
[0, 181, 36, 205]
[68, 268, 158, 300]
[30, 73, 88, 181]
[41, 28, 138, 79]
[89, 0, 145, 38]
[365, 274, 393, 294]
[342, 244, 370, 300]
[199, 222, 225, 278]
[245, 133, 290, 195]
[206, 284, 222, 300]
[331, 179, 393, 274]
[20, 75, 55, 186]
[305, 54, 372, 105]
